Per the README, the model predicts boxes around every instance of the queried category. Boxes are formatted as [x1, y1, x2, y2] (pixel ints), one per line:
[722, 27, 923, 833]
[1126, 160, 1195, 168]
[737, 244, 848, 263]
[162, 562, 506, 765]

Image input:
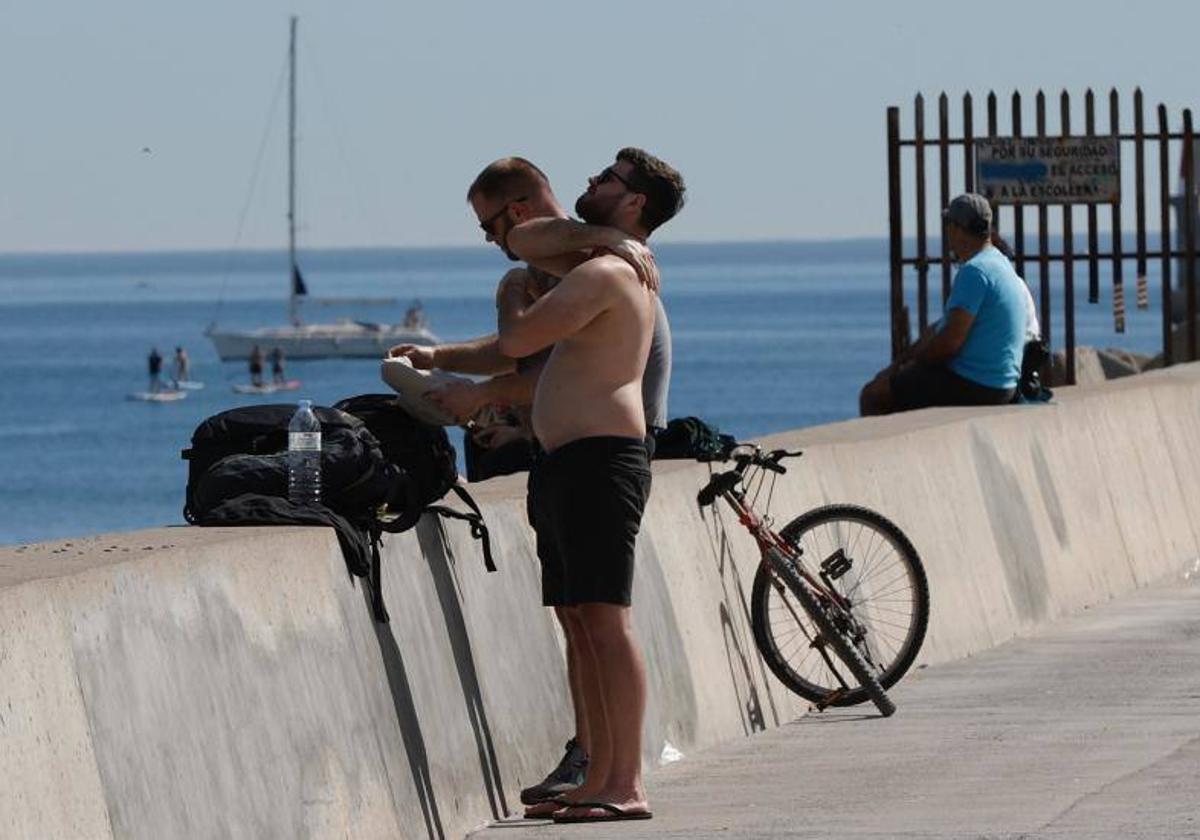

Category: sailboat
[206, 17, 437, 361]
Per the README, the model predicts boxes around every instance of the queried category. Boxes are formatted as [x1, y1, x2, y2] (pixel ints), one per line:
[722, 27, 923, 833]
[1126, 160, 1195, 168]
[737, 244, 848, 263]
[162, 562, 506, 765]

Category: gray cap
[943, 193, 992, 236]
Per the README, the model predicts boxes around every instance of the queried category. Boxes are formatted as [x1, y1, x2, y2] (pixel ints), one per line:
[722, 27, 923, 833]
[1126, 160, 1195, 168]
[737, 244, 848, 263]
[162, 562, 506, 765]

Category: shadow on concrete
[971, 429, 1051, 622]
[700, 500, 780, 731]
[789, 712, 879, 725]
[416, 516, 511, 822]
[634, 534, 701, 756]
[719, 602, 766, 735]
[363, 586, 447, 840]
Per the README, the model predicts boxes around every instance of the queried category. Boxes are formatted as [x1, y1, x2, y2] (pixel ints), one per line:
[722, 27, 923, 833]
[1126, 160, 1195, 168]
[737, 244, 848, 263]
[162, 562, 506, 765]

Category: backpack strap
[367, 521, 390, 624]
[426, 484, 496, 573]
[370, 484, 496, 614]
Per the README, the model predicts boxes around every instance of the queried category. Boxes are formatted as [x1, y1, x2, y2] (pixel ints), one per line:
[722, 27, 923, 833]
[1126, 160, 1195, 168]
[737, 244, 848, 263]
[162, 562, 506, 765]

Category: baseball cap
[943, 193, 992, 236]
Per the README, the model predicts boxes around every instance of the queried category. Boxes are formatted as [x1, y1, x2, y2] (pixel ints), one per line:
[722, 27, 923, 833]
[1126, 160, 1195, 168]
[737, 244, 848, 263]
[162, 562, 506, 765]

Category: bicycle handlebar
[696, 445, 803, 507]
[730, 445, 803, 470]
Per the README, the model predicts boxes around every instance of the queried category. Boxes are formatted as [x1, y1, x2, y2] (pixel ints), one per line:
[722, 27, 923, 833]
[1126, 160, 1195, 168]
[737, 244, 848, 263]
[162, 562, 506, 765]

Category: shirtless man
[501, 149, 686, 824]
[172, 346, 190, 385]
[388, 156, 673, 810]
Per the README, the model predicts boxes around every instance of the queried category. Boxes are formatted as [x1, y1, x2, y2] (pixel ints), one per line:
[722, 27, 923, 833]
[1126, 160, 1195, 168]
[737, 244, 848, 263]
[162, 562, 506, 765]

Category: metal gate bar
[887, 89, 1200, 383]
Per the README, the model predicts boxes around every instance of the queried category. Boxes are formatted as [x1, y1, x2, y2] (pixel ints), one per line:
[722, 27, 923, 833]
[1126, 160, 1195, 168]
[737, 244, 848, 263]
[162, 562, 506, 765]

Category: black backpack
[334, 394, 461, 527]
[334, 394, 493, 571]
[183, 404, 399, 526]
[182, 400, 493, 622]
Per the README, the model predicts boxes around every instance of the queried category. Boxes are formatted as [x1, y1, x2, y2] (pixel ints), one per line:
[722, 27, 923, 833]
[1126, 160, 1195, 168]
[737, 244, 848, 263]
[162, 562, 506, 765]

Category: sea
[0, 239, 1168, 546]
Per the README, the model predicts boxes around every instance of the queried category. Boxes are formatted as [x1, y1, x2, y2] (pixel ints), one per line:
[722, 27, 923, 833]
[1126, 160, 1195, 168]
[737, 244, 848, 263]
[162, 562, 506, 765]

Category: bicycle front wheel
[751, 504, 929, 708]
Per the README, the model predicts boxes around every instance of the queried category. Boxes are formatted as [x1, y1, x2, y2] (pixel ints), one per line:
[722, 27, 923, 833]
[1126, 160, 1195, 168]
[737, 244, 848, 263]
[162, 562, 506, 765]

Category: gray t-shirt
[643, 295, 671, 430]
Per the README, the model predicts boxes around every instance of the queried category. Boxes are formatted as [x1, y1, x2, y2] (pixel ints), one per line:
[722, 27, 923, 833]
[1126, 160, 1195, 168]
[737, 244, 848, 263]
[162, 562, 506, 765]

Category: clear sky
[3, 0, 1199, 254]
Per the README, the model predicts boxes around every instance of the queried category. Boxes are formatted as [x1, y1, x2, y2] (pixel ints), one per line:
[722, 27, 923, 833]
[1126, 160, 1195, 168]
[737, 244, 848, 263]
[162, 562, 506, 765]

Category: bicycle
[696, 444, 929, 717]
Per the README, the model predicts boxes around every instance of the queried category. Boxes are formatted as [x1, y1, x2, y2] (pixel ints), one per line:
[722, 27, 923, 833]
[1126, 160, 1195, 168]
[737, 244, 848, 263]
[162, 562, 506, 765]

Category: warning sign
[975, 137, 1120, 204]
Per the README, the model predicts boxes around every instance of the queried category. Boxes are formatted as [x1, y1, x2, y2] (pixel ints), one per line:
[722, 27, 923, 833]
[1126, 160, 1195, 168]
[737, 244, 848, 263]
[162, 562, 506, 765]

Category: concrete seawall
[3, 364, 1199, 839]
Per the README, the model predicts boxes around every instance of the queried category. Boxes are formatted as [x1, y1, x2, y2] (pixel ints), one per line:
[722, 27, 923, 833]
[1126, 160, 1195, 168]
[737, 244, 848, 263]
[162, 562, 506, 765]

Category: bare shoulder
[493, 266, 531, 294]
[561, 253, 638, 288]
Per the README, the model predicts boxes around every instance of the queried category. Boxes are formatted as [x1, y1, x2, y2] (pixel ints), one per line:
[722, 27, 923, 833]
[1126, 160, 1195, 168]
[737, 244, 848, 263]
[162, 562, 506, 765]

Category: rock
[1048, 346, 1156, 387]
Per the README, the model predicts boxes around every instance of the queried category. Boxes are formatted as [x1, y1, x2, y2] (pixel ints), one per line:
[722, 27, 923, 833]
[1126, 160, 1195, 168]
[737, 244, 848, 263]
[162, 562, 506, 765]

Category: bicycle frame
[711, 478, 869, 706]
[711, 472, 855, 617]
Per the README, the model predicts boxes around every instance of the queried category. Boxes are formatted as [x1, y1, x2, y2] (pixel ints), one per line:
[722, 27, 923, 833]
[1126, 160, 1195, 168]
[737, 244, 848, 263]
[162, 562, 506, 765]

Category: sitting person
[860, 193, 1027, 415]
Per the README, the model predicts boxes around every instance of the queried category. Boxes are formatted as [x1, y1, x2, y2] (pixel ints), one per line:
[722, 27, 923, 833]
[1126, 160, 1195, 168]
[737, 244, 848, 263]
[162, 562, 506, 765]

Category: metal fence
[887, 88, 1198, 384]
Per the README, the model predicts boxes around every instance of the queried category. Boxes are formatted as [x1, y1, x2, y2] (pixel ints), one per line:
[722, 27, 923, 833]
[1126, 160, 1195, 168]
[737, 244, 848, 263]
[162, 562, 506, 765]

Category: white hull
[207, 322, 437, 360]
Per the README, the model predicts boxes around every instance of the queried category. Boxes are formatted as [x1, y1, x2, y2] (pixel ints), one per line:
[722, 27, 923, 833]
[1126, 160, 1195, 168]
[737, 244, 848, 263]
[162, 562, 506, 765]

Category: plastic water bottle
[287, 399, 322, 505]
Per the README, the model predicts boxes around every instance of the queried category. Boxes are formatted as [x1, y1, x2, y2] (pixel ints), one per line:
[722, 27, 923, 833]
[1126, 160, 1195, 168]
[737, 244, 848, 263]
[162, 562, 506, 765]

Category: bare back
[531, 255, 656, 451]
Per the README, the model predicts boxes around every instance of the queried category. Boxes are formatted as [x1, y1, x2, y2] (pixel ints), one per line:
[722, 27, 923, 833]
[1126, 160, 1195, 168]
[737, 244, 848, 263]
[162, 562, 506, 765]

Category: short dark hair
[615, 147, 686, 233]
[466, 157, 549, 204]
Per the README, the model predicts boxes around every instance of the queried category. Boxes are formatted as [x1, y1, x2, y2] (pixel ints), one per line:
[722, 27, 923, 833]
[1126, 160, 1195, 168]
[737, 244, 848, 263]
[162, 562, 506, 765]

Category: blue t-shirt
[943, 246, 1027, 389]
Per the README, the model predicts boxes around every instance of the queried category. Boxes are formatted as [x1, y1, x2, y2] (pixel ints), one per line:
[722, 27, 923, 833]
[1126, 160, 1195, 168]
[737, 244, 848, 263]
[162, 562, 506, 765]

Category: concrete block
[4, 362, 1200, 838]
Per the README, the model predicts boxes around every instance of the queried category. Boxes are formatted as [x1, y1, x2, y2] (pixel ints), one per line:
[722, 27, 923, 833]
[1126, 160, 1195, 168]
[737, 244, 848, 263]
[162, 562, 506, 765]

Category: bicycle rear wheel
[751, 504, 928, 709]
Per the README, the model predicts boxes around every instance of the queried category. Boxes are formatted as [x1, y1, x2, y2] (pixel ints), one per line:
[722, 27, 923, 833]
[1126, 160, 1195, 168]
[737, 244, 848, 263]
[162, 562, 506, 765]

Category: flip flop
[523, 797, 577, 819]
[552, 801, 653, 823]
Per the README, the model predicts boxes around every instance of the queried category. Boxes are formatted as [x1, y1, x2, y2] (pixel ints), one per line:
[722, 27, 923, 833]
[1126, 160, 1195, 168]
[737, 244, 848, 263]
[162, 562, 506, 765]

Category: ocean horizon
[0, 237, 1169, 546]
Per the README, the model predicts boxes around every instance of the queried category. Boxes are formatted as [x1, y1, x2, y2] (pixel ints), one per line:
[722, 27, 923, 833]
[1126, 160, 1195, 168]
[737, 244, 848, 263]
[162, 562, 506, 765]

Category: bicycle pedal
[821, 549, 853, 580]
[811, 688, 847, 712]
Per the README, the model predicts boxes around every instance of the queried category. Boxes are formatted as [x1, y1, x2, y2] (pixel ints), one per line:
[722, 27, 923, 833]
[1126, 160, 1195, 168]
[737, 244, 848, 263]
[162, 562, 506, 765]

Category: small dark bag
[1013, 338, 1053, 403]
[652, 416, 738, 461]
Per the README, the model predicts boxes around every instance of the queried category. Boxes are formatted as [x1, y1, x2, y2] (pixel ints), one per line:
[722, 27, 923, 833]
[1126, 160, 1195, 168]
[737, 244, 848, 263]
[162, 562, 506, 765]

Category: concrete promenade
[482, 579, 1200, 839]
[3, 363, 1200, 839]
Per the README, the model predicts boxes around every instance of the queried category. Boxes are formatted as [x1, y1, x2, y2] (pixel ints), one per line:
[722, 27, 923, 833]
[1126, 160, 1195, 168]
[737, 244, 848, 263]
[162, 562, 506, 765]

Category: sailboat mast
[287, 15, 299, 327]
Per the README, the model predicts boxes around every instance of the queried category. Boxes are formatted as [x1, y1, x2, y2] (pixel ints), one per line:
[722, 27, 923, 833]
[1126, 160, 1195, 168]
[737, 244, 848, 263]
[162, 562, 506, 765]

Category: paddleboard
[127, 390, 188, 402]
[173, 380, 206, 391]
[232, 379, 302, 395]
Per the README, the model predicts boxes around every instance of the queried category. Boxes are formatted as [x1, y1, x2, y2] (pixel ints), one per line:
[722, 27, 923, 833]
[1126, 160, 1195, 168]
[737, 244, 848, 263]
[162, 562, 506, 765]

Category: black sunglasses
[480, 197, 527, 235]
[596, 166, 637, 191]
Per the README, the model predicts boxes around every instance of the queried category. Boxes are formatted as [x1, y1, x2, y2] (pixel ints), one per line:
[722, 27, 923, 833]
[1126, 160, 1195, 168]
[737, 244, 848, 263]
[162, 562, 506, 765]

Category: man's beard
[494, 224, 519, 261]
[575, 192, 616, 226]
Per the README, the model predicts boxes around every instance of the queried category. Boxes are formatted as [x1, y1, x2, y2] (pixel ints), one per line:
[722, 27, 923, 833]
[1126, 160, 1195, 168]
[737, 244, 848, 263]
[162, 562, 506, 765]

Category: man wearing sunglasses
[391, 157, 666, 441]
[497, 148, 685, 824]
[386, 153, 677, 819]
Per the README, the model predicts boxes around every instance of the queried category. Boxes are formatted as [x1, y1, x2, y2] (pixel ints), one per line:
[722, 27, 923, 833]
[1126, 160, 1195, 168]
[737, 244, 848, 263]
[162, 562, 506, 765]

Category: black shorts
[890, 362, 1015, 411]
[526, 436, 652, 607]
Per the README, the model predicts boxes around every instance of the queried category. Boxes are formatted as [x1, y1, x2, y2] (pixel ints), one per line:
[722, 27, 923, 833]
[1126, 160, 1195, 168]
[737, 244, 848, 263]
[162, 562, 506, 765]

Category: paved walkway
[471, 580, 1200, 839]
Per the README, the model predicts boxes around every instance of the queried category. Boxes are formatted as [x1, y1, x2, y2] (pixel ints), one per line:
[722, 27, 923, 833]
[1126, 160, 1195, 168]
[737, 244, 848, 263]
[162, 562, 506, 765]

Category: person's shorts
[890, 362, 1015, 411]
[526, 436, 652, 608]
